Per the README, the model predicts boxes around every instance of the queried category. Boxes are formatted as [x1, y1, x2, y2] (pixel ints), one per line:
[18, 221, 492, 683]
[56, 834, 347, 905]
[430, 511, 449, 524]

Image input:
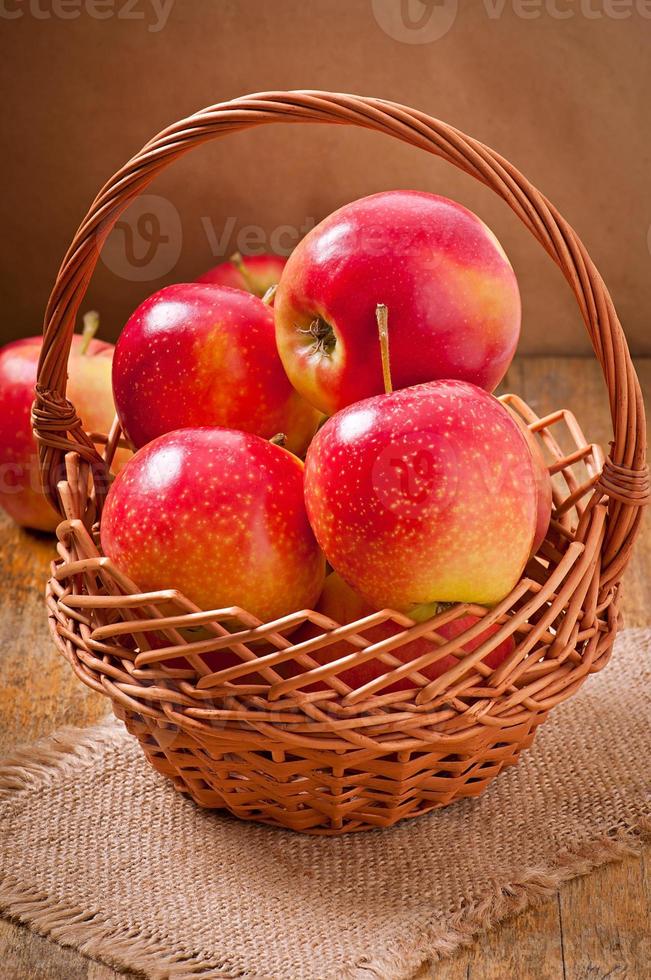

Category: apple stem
[230, 251, 260, 295]
[376, 303, 393, 394]
[261, 284, 278, 306]
[269, 432, 287, 447]
[80, 310, 100, 355]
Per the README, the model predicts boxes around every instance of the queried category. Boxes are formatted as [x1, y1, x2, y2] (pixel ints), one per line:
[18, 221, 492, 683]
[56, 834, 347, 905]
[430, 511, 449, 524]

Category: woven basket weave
[35, 91, 648, 834]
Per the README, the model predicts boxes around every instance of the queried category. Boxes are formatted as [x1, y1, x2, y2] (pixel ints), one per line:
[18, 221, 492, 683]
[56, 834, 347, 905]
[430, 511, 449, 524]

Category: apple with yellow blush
[303, 378, 539, 616]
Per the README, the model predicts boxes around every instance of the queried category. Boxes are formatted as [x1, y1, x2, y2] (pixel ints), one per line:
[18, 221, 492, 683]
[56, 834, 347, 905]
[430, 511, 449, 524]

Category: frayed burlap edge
[1, 721, 650, 980]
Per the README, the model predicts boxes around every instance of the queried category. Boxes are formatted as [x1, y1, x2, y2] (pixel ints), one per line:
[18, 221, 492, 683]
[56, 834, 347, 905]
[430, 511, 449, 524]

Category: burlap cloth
[1, 629, 649, 980]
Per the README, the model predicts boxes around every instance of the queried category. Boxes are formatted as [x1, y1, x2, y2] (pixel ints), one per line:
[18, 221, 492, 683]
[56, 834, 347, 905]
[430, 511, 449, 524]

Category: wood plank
[0, 918, 88, 980]
[463, 898, 564, 979]
[559, 853, 651, 979]
[0, 519, 108, 757]
[0, 917, 135, 980]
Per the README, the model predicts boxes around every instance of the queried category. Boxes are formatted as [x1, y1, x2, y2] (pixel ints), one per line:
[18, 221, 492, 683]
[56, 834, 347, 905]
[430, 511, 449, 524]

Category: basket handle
[34, 90, 648, 581]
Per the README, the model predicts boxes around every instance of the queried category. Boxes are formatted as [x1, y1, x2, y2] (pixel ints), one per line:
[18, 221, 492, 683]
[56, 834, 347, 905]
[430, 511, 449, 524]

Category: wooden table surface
[1, 356, 649, 980]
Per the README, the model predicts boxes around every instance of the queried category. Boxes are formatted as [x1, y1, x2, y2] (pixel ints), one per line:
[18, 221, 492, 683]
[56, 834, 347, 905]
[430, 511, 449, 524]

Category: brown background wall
[1, 0, 649, 356]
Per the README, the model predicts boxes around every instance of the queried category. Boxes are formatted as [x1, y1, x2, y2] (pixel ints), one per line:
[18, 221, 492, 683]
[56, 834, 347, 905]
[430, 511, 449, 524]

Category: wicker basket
[35, 91, 648, 835]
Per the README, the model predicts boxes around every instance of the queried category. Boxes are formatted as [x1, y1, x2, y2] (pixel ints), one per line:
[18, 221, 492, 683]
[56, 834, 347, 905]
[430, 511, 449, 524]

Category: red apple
[0, 323, 126, 532]
[274, 190, 521, 415]
[196, 252, 286, 297]
[285, 573, 514, 694]
[303, 379, 538, 614]
[112, 283, 321, 456]
[100, 427, 325, 622]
